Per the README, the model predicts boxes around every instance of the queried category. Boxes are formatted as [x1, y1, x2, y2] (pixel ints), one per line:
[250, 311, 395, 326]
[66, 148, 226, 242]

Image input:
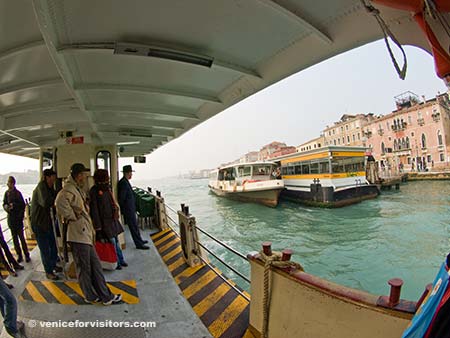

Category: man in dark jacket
[118, 165, 148, 249]
[3, 176, 29, 263]
[31, 169, 59, 280]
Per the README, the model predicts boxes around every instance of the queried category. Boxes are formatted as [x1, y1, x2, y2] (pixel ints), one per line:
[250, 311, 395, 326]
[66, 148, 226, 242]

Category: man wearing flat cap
[56, 163, 121, 305]
[118, 165, 149, 249]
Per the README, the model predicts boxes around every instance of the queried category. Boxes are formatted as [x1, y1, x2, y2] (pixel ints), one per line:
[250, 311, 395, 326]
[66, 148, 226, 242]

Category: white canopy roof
[0, 0, 429, 158]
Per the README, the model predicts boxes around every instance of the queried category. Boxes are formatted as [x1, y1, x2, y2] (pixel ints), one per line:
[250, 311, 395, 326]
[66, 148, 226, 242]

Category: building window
[411, 132, 414, 137]
[427, 155, 432, 163]
[346, 125, 349, 130]
[342, 137, 345, 143]
[408, 116, 412, 124]
[334, 139, 337, 145]
[357, 133, 360, 140]
[381, 142, 385, 154]
[341, 127, 343, 133]
[440, 153, 445, 162]
[406, 136, 410, 149]
[421, 133, 427, 148]
[394, 140, 398, 150]
[333, 129, 335, 135]
[386, 121, 389, 129]
[328, 131, 331, 136]
[438, 130, 443, 145]
[347, 136, 350, 143]
[338, 139, 340, 145]
[352, 134, 355, 142]
[407, 157, 411, 164]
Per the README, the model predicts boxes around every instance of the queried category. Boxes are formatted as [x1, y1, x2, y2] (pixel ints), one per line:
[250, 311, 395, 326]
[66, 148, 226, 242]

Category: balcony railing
[432, 113, 440, 122]
[363, 130, 372, 138]
[417, 118, 425, 126]
[391, 122, 407, 131]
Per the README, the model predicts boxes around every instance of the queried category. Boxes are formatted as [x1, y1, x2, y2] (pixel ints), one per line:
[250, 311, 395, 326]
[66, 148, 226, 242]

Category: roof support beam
[86, 105, 199, 120]
[75, 83, 221, 104]
[97, 114, 184, 130]
[255, 0, 332, 44]
[4, 110, 88, 131]
[31, 0, 101, 141]
[0, 78, 64, 97]
[0, 40, 45, 62]
[0, 100, 78, 118]
[98, 126, 175, 138]
[57, 43, 262, 79]
[0, 130, 39, 147]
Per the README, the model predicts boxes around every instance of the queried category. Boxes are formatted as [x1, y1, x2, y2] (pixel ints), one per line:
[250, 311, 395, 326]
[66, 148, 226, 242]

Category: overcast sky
[0, 40, 447, 180]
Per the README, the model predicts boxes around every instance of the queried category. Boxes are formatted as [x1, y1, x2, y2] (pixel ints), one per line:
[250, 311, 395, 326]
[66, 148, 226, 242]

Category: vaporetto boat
[208, 162, 284, 207]
[275, 146, 380, 207]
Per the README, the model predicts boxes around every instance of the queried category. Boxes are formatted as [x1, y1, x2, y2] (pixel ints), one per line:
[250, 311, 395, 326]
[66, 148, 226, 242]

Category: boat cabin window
[96, 151, 112, 177]
[331, 157, 365, 173]
[42, 151, 53, 171]
[237, 166, 252, 177]
[281, 159, 330, 175]
[218, 168, 236, 181]
[252, 165, 273, 176]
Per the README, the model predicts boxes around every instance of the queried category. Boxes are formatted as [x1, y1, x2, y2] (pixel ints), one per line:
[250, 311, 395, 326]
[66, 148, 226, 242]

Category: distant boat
[274, 146, 379, 207]
[208, 162, 284, 207]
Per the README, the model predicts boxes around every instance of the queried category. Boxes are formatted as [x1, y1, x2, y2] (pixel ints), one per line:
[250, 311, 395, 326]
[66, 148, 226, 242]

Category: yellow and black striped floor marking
[19, 279, 139, 305]
[1, 238, 37, 278]
[151, 229, 254, 338]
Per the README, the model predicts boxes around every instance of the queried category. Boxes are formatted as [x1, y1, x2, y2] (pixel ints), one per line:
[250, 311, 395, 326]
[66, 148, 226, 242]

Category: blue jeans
[34, 228, 58, 274]
[0, 278, 17, 336]
[112, 237, 125, 266]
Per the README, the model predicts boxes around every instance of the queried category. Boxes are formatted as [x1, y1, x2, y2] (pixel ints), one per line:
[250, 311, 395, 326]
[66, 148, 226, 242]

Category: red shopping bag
[95, 241, 117, 270]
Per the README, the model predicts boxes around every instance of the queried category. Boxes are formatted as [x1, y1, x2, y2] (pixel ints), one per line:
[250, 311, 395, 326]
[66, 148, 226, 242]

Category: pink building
[258, 141, 287, 160]
[366, 92, 450, 171]
[267, 146, 297, 159]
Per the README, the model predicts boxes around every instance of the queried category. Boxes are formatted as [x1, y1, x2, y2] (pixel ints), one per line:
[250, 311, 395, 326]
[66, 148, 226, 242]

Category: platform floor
[151, 229, 251, 338]
[0, 227, 212, 338]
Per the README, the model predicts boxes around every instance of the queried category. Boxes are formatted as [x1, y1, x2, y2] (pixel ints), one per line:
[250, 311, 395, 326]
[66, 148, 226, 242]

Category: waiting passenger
[275, 168, 282, 180]
[118, 165, 149, 250]
[2, 177, 29, 263]
[55, 163, 122, 305]
[0, 278, 26, 337]
[31, 169, 60, 280]
[0, 222, 23, 276]
[89, 169, 127, 270]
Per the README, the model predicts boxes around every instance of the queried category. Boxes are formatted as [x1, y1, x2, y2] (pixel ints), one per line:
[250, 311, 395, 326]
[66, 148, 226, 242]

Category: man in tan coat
[55, 163, 122, 305]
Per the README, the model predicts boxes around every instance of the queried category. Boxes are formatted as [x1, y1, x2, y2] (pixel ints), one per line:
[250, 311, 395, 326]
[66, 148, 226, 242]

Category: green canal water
[2, 179, 449, 302]
[139, 178, 450, 301]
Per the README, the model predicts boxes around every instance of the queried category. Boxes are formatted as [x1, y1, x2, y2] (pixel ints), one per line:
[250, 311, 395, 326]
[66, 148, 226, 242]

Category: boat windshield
[252, 165, 274, 176]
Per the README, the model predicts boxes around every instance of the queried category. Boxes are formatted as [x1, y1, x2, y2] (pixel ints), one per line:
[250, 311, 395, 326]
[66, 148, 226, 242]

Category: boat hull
[281, 184, 379, 208]
[209, 186, 283, 207]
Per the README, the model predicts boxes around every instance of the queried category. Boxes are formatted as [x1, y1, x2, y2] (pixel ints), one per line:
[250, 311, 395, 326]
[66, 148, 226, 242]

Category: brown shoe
[46, 273, 59, 280]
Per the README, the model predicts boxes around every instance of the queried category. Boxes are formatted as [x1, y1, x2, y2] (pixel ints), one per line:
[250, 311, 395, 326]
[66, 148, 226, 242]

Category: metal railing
[0, 216, 13, 244]
[161, 199, 250, 301]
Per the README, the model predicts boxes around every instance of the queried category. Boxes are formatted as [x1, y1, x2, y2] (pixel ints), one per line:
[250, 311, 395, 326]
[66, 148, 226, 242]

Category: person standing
[89, 169, 127, 270]
[0, 278, 26, 337]
[55, 163, 121, 305]
[118, 165, 149, 250]
[31, 169, 60, 280]
[0, 222, 23, 276]
[3, 177, 29, 263]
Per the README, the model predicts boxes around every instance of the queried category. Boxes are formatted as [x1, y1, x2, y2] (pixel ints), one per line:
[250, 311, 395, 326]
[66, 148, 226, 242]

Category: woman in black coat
[89, 170, 127, 269]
